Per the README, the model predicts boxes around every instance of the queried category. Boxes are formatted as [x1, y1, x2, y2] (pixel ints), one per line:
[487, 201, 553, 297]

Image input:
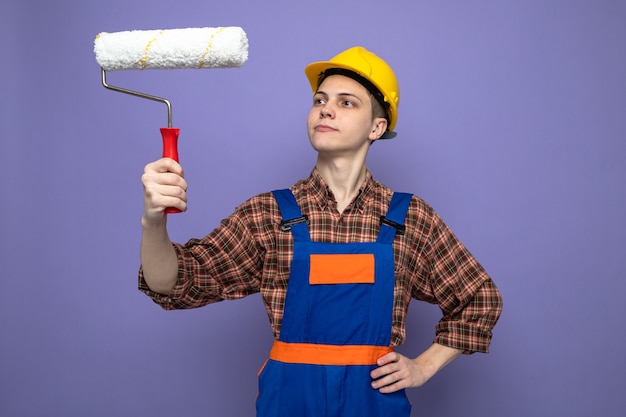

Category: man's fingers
[145, 157, 184, 174]
[143, 171, 187, 188]
[370, 352, 400, 379]
[370, 368, 407, 392]
[378, 351, 400, 365]
[142, 159, 188, 191]
[142, 159, 188, 220]
[370, 352, 418, 393]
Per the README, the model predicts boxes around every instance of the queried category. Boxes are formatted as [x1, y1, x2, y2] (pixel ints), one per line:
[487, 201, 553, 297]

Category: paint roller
[94, 26, 249, 213]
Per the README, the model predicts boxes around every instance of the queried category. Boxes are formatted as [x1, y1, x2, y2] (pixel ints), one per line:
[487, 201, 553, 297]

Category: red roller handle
[160, 127, 181, 214]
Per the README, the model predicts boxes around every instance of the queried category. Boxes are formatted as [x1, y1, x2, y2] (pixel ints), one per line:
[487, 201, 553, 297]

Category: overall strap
[377, 192, 413, 244]
[272, 189, 311, 242]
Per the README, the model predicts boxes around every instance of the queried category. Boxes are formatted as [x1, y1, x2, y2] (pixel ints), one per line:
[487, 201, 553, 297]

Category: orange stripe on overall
[269, 340, 393, 366]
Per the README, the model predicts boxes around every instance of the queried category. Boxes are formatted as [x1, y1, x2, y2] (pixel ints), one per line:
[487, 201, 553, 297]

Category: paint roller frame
[100, 67, 181, 213]
[95, 27, 249, 214]
[100, 68, 174, 128]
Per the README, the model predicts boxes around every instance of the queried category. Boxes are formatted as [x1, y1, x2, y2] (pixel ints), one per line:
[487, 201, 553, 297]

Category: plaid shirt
[139, 168, 502, 353]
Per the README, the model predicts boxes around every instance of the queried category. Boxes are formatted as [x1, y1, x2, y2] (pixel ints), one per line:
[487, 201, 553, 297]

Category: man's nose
[320, 101, 335, 118]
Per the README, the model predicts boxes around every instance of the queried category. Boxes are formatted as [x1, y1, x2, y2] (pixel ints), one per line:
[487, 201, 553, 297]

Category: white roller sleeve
[94, 27, 248, 71]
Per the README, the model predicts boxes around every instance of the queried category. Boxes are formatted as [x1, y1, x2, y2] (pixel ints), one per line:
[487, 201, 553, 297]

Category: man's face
[307, 74, 387, 157]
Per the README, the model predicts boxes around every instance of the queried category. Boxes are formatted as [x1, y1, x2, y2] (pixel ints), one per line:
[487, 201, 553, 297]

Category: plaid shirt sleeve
[416, 205, 502, 354]
[138, 198, 270, 310]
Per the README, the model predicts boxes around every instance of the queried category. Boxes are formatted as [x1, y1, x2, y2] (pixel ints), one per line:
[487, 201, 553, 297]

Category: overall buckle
[380, 216, 405, 235]
[280, 215, 308, 231]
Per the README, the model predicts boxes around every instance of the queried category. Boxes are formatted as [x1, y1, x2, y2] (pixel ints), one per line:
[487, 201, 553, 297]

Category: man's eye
[314, 98, 326, 105]
[342, 100, 354, 107]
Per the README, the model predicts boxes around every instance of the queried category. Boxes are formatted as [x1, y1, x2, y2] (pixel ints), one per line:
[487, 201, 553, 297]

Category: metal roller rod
[100, 68, 173, 128]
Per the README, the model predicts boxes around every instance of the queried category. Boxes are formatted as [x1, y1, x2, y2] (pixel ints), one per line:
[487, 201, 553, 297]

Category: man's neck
[316, 157, 368, 213]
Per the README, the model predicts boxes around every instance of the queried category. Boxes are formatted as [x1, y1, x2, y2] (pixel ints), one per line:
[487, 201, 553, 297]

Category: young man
[139, 46, 502, 417]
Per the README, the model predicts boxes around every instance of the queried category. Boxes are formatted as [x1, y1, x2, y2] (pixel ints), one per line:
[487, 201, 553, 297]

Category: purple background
[1, 0, 625, 416]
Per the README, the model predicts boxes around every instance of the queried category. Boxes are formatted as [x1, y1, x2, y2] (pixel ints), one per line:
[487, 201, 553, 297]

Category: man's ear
[369, 117, 389, 140]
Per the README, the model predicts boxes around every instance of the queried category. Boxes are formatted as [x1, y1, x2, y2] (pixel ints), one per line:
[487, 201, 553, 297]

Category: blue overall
[256, 189, 412, 417]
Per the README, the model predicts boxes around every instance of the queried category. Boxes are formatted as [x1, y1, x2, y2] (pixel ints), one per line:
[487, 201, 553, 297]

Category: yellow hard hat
[305, 46, 400, 139]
